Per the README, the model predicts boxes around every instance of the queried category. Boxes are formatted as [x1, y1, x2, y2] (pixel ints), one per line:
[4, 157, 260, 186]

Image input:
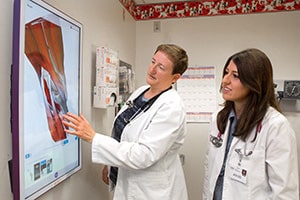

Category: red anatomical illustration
[25, 17, 68, 142]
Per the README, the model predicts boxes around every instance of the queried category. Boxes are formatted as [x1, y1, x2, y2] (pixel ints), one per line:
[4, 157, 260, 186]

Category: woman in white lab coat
[203, 48, 299, 199]
[62, 44, 189, 200]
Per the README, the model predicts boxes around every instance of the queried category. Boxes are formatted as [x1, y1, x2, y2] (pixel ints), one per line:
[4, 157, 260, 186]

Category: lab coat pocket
[135, 170, 170, 198]
[228, 148, 265, 186]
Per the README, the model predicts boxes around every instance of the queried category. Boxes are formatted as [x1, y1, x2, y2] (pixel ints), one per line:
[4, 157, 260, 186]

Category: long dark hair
[217, 48, 280, 141]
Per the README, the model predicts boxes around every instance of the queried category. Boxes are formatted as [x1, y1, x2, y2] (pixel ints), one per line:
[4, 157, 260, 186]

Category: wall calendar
[177, 66, 217, 123]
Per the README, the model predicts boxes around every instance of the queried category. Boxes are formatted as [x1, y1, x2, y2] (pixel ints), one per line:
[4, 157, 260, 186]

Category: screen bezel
[11, 0, 83, 199]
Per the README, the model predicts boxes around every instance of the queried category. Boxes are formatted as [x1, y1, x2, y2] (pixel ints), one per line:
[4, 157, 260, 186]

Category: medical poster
[177, 66, 217, 123]
[93, 47, 119, 108]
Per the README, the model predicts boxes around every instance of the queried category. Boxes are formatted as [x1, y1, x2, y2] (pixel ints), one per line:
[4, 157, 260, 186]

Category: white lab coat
[92, 85, 188, 200]
[203, 106, 299, 200]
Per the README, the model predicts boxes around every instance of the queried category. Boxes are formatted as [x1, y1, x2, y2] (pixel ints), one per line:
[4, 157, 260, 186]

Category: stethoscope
[210, 132, 223, 148]
[235, 144, 253, 165]
[122, 86, 172, 124]
[210, 121, 262, 149]
[123, 100, 151, 124]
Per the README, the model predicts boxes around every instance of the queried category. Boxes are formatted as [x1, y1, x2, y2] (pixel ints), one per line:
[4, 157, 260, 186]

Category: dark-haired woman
[203, 48, 299, 199]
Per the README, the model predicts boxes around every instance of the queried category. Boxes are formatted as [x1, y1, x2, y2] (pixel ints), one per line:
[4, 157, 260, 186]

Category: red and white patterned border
[119, 0, 300, 20]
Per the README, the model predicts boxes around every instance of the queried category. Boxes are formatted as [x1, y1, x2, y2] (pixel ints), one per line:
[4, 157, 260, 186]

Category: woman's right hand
[62, 112, 96, 143]
[102, 165, 109, 185]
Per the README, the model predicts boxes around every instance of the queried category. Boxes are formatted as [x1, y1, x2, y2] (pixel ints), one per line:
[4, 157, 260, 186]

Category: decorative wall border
[119, 0, 300, 20]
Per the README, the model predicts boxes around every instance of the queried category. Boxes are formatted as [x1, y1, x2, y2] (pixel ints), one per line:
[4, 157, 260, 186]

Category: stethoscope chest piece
[211, 135, 223, 148]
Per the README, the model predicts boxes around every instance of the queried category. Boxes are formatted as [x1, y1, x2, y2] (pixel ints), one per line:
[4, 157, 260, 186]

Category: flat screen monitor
[11, 0, 83, 199]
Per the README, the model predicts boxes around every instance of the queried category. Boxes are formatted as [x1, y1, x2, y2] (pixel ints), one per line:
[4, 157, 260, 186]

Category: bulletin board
[177, 66, 217, 123]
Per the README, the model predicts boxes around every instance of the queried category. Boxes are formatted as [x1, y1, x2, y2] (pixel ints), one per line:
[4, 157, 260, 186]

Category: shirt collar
[229, 109, 236, 120]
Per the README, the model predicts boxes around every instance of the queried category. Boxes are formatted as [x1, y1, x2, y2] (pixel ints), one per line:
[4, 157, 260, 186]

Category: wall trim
[119, 0, 300, 20]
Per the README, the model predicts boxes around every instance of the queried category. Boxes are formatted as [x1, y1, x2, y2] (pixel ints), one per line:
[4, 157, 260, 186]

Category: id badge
[229, 164, 248, 184]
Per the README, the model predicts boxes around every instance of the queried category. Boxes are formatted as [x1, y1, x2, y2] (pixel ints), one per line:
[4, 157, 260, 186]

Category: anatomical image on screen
[23, 0, 81, 198]
[25, 17, 68, 142]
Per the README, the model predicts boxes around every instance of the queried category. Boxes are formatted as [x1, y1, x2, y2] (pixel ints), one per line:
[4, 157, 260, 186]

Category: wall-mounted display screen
[11, 0, 82, 199]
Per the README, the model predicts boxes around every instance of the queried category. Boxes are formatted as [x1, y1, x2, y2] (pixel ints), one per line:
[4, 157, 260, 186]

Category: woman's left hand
[62, 112, 96, 143]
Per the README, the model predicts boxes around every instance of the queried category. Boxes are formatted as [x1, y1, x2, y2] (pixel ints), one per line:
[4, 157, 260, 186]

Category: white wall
[0, 0, 135, 199]
[135, 11, 300, 199]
